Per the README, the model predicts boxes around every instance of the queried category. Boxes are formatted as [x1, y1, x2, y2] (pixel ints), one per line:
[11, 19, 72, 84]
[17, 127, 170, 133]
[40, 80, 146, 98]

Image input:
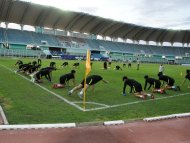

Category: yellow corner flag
[83, 50, 91, 110]
[85, 50, 91, 76]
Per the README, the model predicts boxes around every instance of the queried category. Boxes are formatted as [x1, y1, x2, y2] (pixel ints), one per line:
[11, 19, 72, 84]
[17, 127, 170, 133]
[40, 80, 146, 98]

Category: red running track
[0, 118, 189, 143]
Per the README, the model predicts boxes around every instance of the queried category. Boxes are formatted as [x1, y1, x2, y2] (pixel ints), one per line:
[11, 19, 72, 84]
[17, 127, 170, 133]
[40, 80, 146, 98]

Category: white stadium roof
[0, 0, 190, 44]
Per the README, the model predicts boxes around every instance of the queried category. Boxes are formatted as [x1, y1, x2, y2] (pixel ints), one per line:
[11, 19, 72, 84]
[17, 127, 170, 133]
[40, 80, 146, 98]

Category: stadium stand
[0, 27, 190, 63]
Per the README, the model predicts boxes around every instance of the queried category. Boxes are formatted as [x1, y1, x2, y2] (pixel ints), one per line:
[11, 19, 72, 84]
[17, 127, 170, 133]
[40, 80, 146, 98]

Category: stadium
[0, 0, 190, 142]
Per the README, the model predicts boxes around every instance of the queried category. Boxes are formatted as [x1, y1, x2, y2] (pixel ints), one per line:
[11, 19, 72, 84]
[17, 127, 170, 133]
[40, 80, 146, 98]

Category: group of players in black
[14, 59, 190, 100]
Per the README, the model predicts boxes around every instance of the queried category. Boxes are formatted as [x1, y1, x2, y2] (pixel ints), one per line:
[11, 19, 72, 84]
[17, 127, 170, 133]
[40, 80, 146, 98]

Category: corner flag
[83, 50, 91, 110]
[85, 50, 91, 76]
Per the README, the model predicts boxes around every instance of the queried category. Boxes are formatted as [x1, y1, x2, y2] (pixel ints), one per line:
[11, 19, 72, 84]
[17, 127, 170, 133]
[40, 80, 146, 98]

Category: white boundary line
[85, 93, 190, 111]
[73, 101, 110, 107]
[0, 64, 84, 111]
[0, 105, 9, 125]
[0, 64, 190, 112]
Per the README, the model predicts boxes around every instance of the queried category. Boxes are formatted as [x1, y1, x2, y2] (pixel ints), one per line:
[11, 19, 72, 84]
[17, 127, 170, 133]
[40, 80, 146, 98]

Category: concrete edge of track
[0, 112, 189, 130]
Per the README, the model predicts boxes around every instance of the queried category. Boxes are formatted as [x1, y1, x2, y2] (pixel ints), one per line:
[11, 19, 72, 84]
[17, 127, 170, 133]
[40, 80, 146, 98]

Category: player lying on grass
[180, 69, 190, 89]
[122, 76, 155, 100]
[144, 75, 166, 94]
[68, 75, 108, 99]
[53, 70, 76, 88]
[157, 72, 180, 91]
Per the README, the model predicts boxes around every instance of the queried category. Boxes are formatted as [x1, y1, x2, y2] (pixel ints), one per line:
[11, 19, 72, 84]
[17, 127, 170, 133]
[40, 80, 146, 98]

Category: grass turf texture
[0, 57, 190, 124]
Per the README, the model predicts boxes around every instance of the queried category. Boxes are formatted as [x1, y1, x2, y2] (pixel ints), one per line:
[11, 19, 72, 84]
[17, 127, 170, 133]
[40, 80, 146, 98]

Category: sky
[21, 0, 190, 30]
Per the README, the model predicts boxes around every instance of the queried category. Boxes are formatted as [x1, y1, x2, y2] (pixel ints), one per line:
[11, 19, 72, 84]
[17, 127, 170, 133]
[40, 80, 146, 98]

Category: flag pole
[83, 50, 91, 111]
[83, 75, 87, 110]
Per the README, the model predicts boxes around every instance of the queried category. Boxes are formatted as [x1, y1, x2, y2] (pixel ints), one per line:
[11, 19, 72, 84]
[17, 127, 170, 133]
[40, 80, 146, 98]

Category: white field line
[0, 64, 84, 111]
[0, 105, 9, 125]
[85, 93, 190, 111]
[1, 64, 190, 112]
[73, 101, 110, 107]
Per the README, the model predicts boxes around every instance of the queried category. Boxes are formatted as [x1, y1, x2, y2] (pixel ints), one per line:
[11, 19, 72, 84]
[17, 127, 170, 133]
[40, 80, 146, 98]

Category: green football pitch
[0, 57, 190, 124]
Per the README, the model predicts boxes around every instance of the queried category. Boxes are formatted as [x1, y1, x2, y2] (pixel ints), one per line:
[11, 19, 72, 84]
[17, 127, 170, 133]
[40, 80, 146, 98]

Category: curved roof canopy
[0, 0, 190, 44]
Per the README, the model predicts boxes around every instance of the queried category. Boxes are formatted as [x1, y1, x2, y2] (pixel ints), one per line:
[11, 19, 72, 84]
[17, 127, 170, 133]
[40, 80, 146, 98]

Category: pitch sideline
[0, 64, 190, 112]
[0, 64, 111, 111]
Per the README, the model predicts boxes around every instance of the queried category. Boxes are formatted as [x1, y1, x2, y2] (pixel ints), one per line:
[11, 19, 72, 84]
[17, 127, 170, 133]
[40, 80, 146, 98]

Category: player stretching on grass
[144, 75, 166, 94]
[114, 65, 122, 70]
[53, 70, 76, 88]
[158, 72, 180, 91]
[122, 76, 155, 100]
[158, 64, 165, 75]
[31, 67, 56, 83]
[103, 62, 107, 70]
[50, 62, 56, 68]
[180, 69, 190, 89]
[61, 62, 69, 67]
[14, 60, 23, 66]
[128, 58, 132, 68]
[68, 75, 108, 99]
[137, 58, 140, 70]
[15, 62, 31, 73]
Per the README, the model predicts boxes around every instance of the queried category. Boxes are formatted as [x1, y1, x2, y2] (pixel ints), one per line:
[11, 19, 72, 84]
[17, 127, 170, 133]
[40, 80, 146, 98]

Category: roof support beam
[182, 31, 189, 44]
[79, 17, 95, 32]
[102, 23, 119, 36]
[52, 15, 64, 29]
[5, 0, 13, 21]
[123, 26, 137, 39]
[97, 21, 116, 36]
[34, 9, 46, 26]
[19, 2, 30, 24]
[145, 29, 158, 41]
[160, 31, 169, 43]
[0, 0, 6, 19]
[156, 30, 168, 43]
[186, 32, 190, 44]
[38, 8, 53, 27]
[65, 14, 85, 31]
[132, 28, 147, 40]
[93, 21, 111, 35]
[170, 31, 178, 44]
[90, 21, 106, 34]
[110, 24, 126, 36]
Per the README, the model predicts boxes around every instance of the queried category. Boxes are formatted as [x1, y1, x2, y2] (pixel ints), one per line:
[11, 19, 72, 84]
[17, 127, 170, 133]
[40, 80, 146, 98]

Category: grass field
[0, 57, 190, 124]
